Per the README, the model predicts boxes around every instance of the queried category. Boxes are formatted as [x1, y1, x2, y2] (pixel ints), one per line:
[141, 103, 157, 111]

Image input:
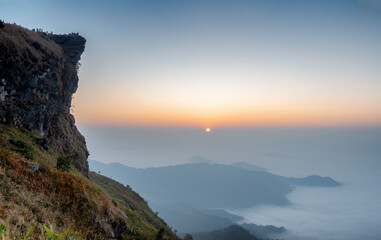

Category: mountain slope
[0, 126, 126, 239]
[89, 171, 179, 240]
[0, 22, 179, 240]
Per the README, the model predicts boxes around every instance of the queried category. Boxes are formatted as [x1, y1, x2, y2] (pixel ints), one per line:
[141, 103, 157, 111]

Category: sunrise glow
[58, 0, 381, 128]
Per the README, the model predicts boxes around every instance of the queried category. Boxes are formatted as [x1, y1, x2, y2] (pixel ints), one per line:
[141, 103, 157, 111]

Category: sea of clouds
[229, 177, 381, 240]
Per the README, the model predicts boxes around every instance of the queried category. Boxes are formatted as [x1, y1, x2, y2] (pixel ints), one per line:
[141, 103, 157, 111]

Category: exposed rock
[0, 23, 89, 176]
[28, 163, 39, 172]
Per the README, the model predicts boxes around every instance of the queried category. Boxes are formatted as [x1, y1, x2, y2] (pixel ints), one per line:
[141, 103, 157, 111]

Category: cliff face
[0, 24, 89, 175]
[0, 23, 181, 240]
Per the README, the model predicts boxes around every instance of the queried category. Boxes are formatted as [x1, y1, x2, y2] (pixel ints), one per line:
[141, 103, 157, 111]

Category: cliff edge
[0, 23, 89, 175]
[0, 22, 180, 239]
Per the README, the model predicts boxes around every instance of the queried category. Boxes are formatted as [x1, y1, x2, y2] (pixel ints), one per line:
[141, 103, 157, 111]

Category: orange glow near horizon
[73, 63, 381, 128]
[72, 99, 381, 127]
[54, 0, 381, 129]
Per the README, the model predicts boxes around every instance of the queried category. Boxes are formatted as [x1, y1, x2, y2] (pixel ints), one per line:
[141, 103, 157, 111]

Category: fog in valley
[229, 183, 381, 240]
[80, 126, 381, 240]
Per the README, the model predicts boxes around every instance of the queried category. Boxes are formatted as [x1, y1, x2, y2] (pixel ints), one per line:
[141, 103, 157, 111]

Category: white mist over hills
[80, 126, 381, 240]
[230, 182, 381, 240]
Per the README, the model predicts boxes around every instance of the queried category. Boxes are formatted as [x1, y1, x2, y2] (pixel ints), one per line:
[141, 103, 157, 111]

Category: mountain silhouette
[89, 160, 340, 209]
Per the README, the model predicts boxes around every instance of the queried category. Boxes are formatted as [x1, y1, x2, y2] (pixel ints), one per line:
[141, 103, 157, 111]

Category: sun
[205, 128, 211, 132]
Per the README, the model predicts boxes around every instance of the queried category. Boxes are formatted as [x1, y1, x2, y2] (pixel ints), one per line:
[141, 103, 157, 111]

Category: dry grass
[89, 172, 180, 240]
[0, 149, 127, 239]
[0, 125, 180, 239]
[0, 23, 63, 65]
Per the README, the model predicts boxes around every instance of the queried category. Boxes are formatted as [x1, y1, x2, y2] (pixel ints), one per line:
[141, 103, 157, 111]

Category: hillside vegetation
[0, 125, 179, 239]
[89, 172, 179, 239]
[0, 22, 179, 240]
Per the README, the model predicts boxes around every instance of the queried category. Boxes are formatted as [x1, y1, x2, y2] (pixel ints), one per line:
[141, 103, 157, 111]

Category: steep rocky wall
[0, 23, 89, 175]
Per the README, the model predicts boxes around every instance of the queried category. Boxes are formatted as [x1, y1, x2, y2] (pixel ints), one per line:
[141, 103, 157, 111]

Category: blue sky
[1, 0, 380, 126]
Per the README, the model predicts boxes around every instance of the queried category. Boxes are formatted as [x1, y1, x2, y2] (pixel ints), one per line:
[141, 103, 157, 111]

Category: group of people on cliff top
[0, 21, 79, 36]
[31, 28, 79, 36]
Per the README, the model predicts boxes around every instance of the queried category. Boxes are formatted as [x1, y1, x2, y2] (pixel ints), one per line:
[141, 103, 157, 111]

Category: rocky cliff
[0, 23, 89, 175]
[0, 22, 180, 239]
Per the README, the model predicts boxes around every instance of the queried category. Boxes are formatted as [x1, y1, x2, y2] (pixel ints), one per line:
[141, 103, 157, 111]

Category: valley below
[89, 159, 367, 240]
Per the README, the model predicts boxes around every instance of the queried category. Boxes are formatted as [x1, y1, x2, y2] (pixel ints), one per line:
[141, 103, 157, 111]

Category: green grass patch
[9, 138, 35, 160]
[56, 156, 71, 171]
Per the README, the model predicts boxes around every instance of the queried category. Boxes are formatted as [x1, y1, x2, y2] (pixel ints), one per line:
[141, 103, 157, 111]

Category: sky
[1, 0, 381, 127]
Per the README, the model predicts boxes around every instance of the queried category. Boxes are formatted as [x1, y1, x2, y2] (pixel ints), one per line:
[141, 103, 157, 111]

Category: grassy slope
[89, 172, 179, 240]
[0, 125, 180, 240]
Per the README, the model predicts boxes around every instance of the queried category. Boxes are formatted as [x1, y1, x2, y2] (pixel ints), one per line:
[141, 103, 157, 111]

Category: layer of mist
[229, 181, 381, 240]
[81, 126, 381, 239]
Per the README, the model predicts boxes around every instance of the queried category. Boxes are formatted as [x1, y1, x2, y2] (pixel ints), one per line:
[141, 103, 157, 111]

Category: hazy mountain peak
[189, 156, 215, 164]
[230, 161, 267, 172]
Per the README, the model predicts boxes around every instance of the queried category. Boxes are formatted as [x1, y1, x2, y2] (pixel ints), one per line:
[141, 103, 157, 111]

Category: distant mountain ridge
[89, 159, 340, 234]
[191, 225, 260, 240]
[241, 223, 286, 239]
[190, 224, 285, 240]
[90, 160, 340, 209]
[189, 156, 215, 164]
[230, 161, 267, 171]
